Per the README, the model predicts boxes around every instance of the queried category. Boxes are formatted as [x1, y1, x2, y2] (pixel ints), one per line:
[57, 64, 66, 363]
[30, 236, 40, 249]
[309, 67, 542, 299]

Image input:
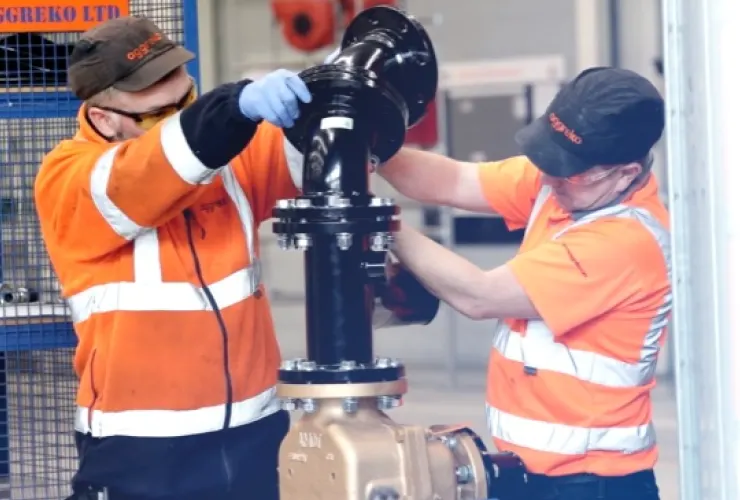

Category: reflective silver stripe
[69, 164, 261, 323]
[221, 166, 256, 261]
[488, 187, 671, 454]
[498, 189, 672, 388]
[492, 322, 657, 387]
[283, 136, 304, 188]
[75, 386, 280, 438]
[133, 229, 162, 283]
[486, 405, 657, 456]
[523, 185, 552, 238]
[89, 114, 221, 240]
[160, 113, 222, 185]
[67, 261, 262, 324]
[89, 145, 145, 240]
[561, 204, 673, 372]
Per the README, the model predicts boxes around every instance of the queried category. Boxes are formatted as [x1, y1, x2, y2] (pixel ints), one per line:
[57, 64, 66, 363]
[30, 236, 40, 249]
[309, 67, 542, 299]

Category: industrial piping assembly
[273, 6, 528, 499]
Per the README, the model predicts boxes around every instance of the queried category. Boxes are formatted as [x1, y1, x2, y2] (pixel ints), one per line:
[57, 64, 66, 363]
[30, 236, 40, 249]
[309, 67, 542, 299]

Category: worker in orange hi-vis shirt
[378, 67, 670, 500]
[34, 16, 312, 500]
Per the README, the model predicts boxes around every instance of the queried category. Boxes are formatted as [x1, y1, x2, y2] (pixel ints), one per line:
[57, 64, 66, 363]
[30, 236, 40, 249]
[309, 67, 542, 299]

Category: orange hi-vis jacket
[35, 81, 304, 439]
[478, 156, 671, 477]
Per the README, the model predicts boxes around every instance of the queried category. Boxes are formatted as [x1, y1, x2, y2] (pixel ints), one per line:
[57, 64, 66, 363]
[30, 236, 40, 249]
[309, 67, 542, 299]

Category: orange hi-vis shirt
[35, 91, 303, 439]
[478, 156, 671, 477]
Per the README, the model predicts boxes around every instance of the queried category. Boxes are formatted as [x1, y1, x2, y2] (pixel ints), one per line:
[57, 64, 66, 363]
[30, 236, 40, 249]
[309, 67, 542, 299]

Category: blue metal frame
[0, 0, 201, 348]
[0, 324, 76, 351]
[0, 0, 201, 482]
[183, 0, 201, 91]
[0, 0, 201, 120]
[0, 91, 81, 120]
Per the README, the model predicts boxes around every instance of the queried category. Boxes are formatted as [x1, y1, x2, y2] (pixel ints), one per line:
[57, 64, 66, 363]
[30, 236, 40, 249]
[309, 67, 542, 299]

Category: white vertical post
[195, 0, 220, 91]
[662, 0, 740, 498]
[573, 0, 610, 72]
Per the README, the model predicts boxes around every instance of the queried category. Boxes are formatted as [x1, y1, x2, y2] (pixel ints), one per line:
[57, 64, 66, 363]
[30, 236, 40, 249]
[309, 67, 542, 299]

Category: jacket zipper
[183, 210, 234, 431]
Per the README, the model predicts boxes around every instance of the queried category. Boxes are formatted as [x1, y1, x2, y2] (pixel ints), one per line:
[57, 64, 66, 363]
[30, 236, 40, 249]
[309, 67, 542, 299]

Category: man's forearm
[379, 148, 437, 201]
[391, 225, 492, 319]
[180, 79, 259, 169]
[391, 224, 540, 320]
[379, 148, 468, 204]
[378, 148, 494, 213]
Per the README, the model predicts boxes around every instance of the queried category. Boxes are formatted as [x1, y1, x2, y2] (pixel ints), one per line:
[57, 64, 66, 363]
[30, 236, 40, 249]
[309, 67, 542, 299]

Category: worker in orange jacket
[35, 16, 311, 500]
[379, 68, 670, 500]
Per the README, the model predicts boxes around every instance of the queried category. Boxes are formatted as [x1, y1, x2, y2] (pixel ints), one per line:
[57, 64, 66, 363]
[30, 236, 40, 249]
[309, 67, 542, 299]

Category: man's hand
[238, 69, 312, 128]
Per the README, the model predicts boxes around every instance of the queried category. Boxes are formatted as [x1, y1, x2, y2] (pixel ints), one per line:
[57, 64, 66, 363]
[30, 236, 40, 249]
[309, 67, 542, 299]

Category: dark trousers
[527, 469, 660, 500]
[68, 410, 290, 500]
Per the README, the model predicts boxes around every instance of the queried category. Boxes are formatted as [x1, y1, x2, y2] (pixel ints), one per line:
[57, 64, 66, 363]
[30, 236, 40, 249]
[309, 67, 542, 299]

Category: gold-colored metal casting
[278, 397, 491, 500]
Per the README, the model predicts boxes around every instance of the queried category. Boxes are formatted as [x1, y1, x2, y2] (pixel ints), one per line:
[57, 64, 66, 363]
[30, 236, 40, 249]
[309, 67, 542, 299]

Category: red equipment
[271, 0, 338, 52]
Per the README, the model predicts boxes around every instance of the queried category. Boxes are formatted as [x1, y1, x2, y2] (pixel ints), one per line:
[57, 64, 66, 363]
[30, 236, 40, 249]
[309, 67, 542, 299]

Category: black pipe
[275, 5, 439, 376]
[304, 235, 374, 365]
[302, 125, 374, 366]
[332, 36, 392, 75]
[302, 125, 370, 195]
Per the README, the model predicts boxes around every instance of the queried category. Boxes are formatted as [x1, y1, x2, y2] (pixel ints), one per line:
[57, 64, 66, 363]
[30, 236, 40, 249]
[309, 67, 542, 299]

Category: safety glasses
[563, 167, 619, 186]
[96, 83, 197, 131]
[562, 154, 653, 186]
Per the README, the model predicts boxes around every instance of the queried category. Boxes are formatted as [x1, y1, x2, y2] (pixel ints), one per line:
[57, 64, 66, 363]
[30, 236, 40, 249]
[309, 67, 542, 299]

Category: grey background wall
[193, 0, 668, 374]
[199, 0, 593, 85]
[214, 0, 580, 78]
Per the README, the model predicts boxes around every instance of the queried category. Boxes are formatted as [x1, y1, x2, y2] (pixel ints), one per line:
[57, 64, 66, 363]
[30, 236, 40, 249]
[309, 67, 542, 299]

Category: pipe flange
[277, 378, 408, 399]
[284, 65, 407, 163]
[279, 357, 405, 385]
[341, 5, 438, 128]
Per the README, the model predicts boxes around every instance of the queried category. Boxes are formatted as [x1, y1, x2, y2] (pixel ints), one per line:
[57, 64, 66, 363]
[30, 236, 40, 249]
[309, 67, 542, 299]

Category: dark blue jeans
[527, 469, 660, 500]
[69, 410, 290, 500]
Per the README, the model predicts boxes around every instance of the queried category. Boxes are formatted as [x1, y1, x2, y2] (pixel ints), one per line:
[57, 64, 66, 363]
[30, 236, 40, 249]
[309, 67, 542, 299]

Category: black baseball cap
[68, 16, 195, 100]
[515, 67, 665, 178]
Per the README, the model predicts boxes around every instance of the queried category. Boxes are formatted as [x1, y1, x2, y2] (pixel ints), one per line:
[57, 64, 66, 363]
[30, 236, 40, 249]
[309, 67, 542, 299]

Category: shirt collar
[549, 174, 659, 222]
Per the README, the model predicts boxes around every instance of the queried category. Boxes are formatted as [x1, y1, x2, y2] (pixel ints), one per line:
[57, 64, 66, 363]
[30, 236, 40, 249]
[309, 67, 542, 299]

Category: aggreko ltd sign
[0, 0, 129, 33]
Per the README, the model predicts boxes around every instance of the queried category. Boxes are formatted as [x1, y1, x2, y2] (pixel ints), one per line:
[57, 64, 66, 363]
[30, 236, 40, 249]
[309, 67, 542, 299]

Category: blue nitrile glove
[238, 69, 312, 128]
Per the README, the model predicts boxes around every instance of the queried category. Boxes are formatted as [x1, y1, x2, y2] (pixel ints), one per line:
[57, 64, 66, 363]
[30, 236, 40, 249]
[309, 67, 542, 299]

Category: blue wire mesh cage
[0, 1, 196, 498]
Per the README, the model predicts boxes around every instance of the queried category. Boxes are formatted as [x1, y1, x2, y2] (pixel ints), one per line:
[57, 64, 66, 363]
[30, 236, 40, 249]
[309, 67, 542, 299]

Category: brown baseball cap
[68, 16, 195, 100]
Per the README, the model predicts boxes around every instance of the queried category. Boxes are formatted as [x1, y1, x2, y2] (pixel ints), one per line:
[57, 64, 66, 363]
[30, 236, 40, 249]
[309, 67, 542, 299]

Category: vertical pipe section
[302, 126, 370, 195]
[662, 0, 740, 498]
[302, 123, 375, 366]
[304, 238, 374, 365]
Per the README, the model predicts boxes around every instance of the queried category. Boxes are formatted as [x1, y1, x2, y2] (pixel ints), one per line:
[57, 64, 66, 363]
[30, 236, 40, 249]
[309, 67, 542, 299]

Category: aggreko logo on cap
[127, 32, 163, 60]
[549, 113, 583, 145]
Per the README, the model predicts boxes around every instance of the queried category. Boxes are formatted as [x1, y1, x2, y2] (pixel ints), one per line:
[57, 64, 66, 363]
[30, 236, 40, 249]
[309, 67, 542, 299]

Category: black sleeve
[179, 79, 263, 169]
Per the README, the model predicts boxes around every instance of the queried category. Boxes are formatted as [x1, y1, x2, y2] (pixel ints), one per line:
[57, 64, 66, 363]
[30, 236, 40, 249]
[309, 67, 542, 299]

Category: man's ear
[616, 162, 643, 191]
[625, 161, 643, 181]
[86, 106, 117, 138]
